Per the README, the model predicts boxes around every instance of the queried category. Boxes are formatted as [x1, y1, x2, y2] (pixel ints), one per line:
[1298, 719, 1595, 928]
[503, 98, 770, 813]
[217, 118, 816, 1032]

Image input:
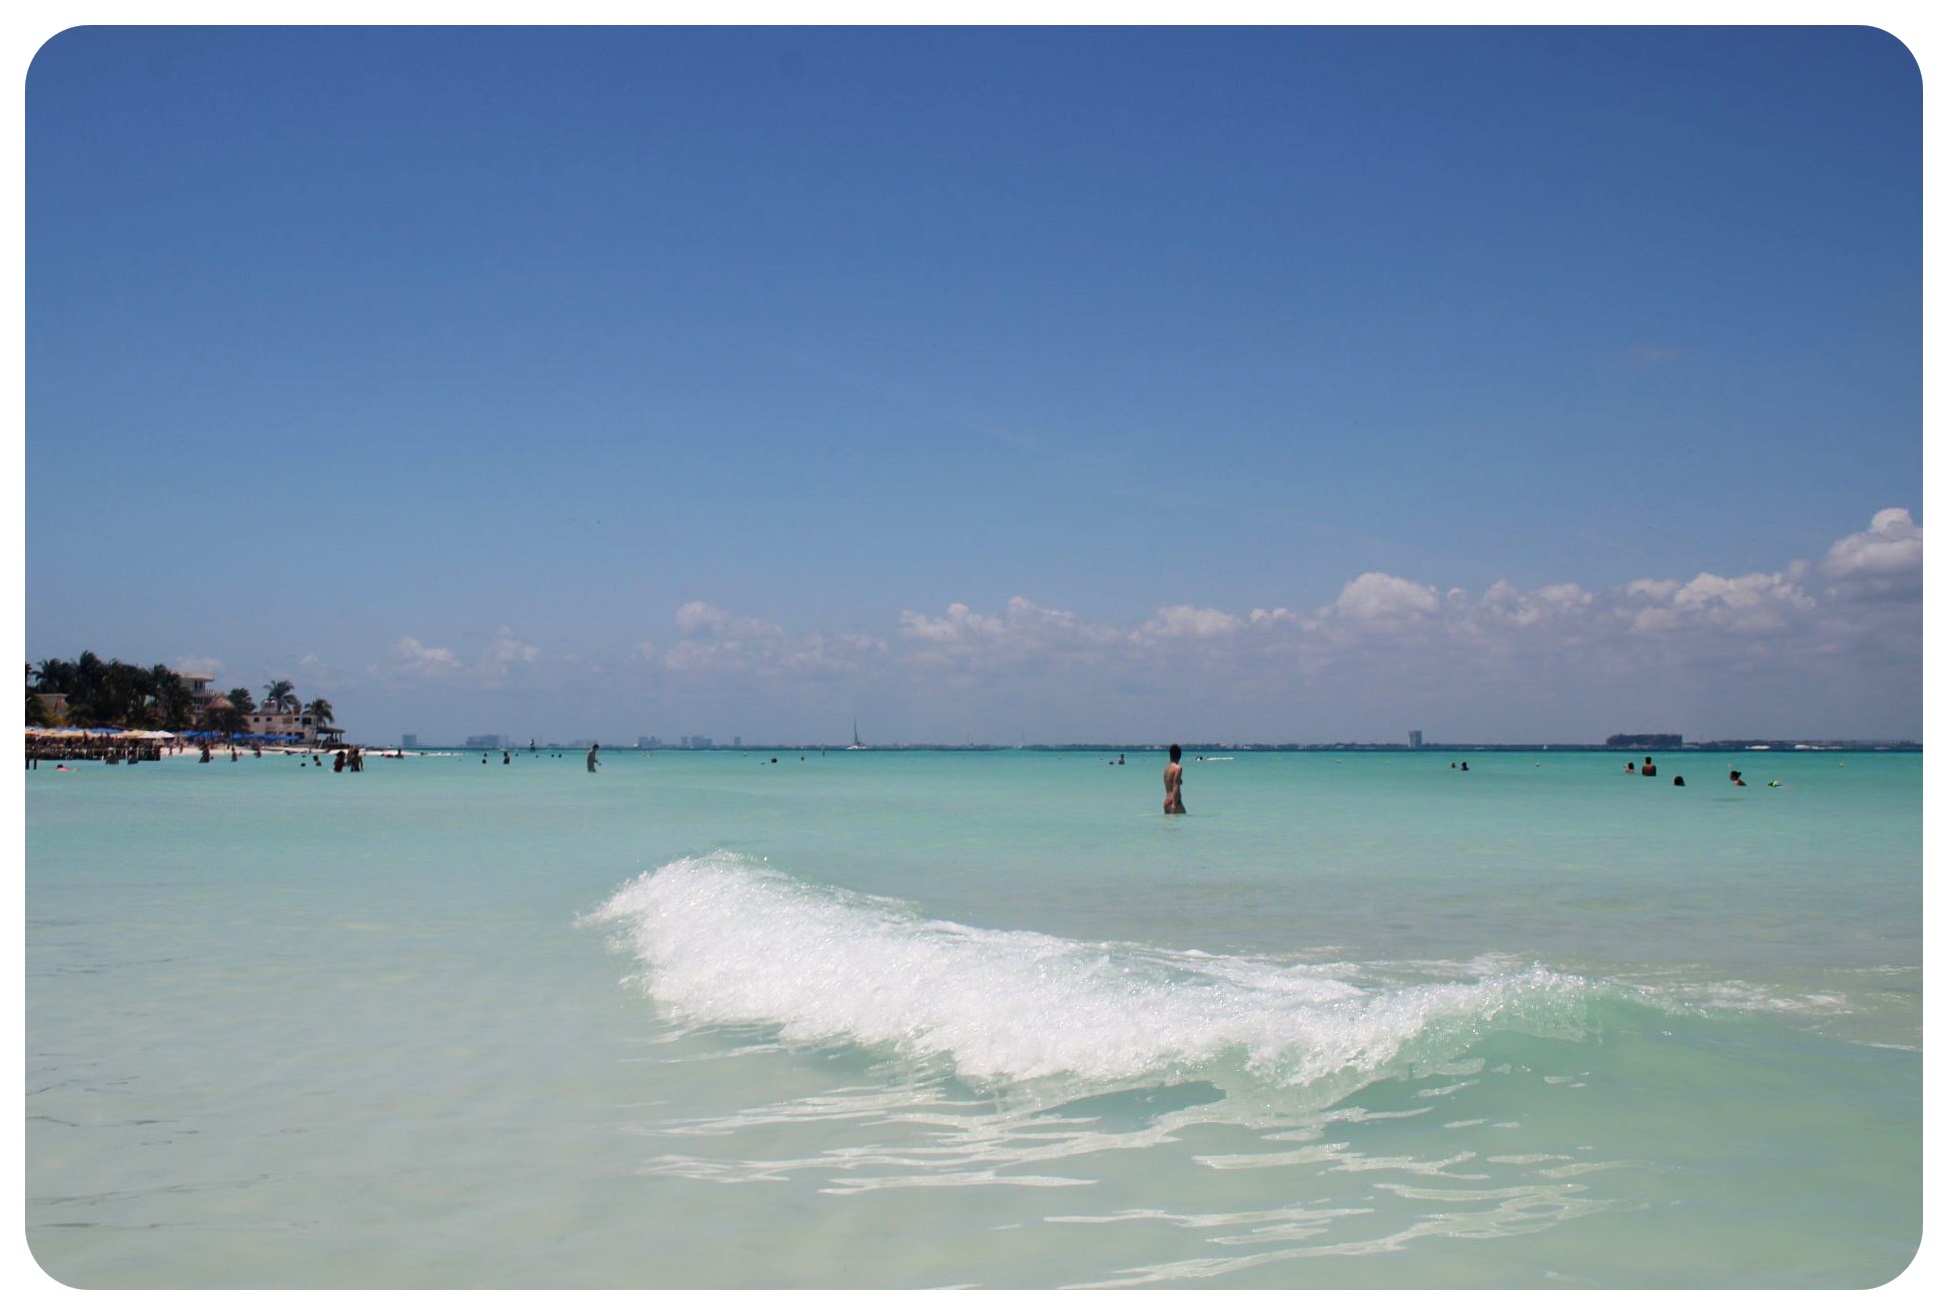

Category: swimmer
[1163, 744, 1186, 815]
[587, 743, 600, 773]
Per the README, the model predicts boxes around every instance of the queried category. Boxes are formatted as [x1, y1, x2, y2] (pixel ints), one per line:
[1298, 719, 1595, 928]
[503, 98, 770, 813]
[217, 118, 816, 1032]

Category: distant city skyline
[25, 27, 1922, 746]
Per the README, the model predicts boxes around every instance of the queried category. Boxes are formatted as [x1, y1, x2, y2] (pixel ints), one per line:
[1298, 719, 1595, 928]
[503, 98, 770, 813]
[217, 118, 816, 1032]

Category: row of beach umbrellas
[26, 729, 306, 741]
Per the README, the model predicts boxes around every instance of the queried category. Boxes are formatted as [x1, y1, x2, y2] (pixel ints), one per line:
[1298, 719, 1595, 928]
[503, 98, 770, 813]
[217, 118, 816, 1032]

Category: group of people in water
[1624, 755, 1777, 788]
[288, 745, 364, 771]
[1624, 755, 1683, 785]
[1151, 746, 1784, 814]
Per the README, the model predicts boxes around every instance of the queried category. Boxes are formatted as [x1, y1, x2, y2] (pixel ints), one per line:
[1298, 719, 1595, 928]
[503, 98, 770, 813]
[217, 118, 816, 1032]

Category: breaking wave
[588, 852, 1610, 1104]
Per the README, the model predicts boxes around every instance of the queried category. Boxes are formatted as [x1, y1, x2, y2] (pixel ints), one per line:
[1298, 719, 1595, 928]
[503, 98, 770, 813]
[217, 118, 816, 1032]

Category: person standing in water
[586, 743, 600, 773]
[1163, 744, 1186, 815]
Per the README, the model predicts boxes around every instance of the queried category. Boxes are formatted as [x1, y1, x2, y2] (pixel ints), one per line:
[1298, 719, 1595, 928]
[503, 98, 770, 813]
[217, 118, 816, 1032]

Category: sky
[21, 23, 1925, 746]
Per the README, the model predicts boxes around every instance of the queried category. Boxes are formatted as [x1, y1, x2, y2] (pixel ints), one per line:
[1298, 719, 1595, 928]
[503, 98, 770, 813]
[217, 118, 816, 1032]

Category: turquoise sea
[23, 747, 1923, 1288]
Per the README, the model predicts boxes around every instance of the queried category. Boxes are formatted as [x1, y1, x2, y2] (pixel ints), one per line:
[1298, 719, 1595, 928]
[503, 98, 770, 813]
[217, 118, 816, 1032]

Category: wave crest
[590, 853, 1599, 1095]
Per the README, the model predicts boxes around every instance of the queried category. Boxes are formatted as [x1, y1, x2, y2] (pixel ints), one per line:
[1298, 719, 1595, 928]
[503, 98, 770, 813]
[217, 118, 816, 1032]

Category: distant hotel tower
[1408, 730, 1424, 749]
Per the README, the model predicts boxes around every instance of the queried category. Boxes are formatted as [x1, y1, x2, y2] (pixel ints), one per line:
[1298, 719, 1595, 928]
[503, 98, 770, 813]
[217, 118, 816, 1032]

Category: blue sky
[24, 25, 1923, 745]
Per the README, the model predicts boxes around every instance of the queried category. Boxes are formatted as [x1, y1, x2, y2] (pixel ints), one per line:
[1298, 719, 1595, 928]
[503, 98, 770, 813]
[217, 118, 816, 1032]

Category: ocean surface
[23, 747, 1923, 1288]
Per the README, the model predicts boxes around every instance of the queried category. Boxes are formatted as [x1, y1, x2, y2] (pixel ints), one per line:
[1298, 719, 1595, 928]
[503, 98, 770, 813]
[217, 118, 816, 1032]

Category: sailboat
[846, 719, 867, 750]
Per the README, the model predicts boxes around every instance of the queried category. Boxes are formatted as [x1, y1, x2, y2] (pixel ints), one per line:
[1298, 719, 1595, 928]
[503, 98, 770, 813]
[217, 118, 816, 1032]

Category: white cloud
[349, 509, 1918, 742]
[676, 601, 786, 641]
[1820, 507, 1921, 581]
[375, 628, 539, 688]
[897, 597, 1123, 667]
[1328, 572, 1444, 627]
[665, 601, 881, 676]
[390, 636, 461, 678]
[485, 627, 540, 668]
[891, 510, 1912, 734]
[1139, 605, 1245, 640]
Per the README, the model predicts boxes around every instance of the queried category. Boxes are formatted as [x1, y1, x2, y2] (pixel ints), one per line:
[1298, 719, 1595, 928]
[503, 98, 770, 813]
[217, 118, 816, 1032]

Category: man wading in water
[1164, 744, 1187, 815]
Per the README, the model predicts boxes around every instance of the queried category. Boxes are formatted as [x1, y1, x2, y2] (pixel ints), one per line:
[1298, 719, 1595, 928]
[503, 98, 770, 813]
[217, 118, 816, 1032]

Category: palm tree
[150, 665, 193, 728]
[303, 697, 335, 726]
[32, 659, 75, 700]
[201, 695, 246, 738]
[263, 679, 297, 713]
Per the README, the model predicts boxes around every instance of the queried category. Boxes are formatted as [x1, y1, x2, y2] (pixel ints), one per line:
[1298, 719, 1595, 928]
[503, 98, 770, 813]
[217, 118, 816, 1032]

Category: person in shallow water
[587, 743, 600, 773]
[1163, 744, 1186, 815]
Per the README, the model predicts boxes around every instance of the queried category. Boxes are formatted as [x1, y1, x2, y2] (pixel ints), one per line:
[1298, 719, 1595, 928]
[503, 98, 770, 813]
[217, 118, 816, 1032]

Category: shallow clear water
[24, 748, 1921, 1287]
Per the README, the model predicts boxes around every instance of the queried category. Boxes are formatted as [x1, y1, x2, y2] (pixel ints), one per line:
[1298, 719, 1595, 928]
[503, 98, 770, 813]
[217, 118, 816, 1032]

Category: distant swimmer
[1730, 770, 1747, 787]
[1625, 761, 1635, 774]
[503, 750, 511, 765]
[1673, 775, 1686, 787]
[1163, 744, 1186, 815]
[587, 743, 600, 773]
[1642, 756, 1658, 778]
[1460, 761, 1469, 772]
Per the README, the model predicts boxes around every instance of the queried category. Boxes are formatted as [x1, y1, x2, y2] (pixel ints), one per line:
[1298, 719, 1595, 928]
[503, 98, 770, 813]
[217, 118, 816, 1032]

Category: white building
[244, 708, 339, 746]
[176, 672, 218, 717]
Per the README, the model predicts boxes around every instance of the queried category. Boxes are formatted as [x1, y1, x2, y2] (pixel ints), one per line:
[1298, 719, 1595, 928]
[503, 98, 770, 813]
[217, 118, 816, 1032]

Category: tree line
[28, 653, 333, 737]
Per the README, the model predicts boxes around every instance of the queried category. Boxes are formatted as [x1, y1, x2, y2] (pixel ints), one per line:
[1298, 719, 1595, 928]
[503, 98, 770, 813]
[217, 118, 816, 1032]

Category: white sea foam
[591, 852, 1600, 1092]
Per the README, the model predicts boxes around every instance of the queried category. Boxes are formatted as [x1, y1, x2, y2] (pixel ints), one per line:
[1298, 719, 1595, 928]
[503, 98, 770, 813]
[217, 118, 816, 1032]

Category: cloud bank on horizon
[323, 508, 1920, 745]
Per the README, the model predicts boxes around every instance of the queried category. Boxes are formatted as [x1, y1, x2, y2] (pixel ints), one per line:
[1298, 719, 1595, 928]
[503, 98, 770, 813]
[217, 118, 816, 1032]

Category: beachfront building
[243, 708, 341, 746]
[175, 672, 219, 719]
[1408, 730, 1424, 749]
